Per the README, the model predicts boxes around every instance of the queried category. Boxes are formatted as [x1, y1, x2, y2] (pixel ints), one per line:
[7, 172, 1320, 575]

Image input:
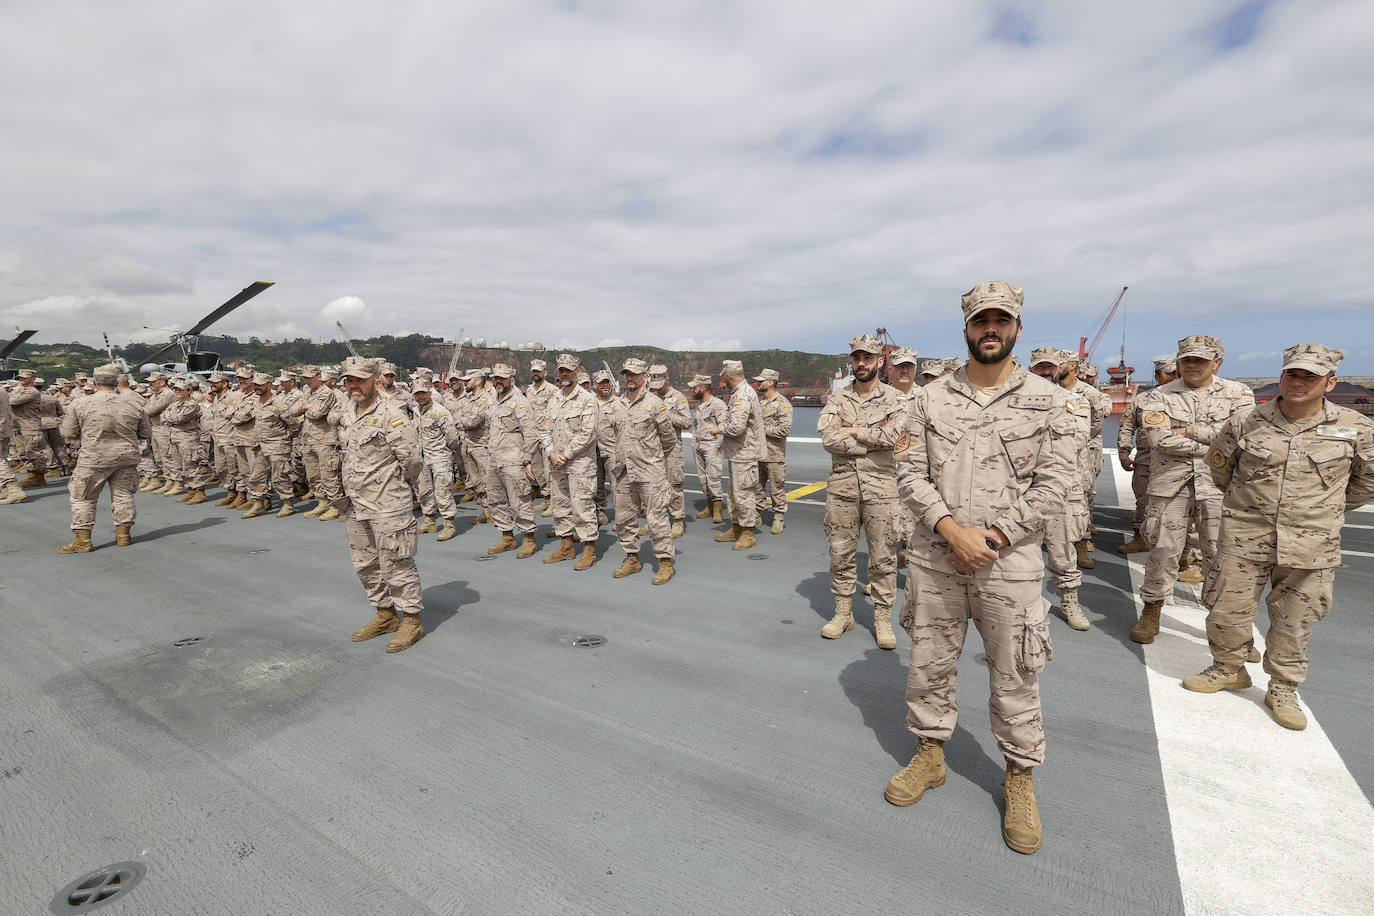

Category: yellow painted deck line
[785, 481, 828, 501]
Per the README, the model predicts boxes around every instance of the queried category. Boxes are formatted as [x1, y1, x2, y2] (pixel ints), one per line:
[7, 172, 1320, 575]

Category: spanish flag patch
[391, 417, 405, 427]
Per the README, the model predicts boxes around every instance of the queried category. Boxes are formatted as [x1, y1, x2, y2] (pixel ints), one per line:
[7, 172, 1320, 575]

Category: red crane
[1078, 286, 1128, 360]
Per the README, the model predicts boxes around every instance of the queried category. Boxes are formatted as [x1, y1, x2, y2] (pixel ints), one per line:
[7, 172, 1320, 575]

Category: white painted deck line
[1109, 460, 1374, 916]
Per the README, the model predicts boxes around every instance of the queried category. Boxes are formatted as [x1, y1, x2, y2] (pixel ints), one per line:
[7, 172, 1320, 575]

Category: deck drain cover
[475, 554, 497, 561]
[51, 861, 145, 913]
[571, 635, 607, 648]
[173, 636, 203, 648]
[248, 548, 270, 555]
[746, 554, 769, 561]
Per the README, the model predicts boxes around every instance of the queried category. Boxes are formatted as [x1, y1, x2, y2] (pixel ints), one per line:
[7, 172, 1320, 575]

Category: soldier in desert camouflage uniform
[1181, 344, 1374, 730]
[649, 365, 692, 538]
[754, 368, 793, 535]
[591, 369, 619, 526]
[540, 354, 601, 571]
[412, 380, 461, 541]
[609, 358, 677, 584]
[690, 374, 726, 523]
[885, 281, 1076, 857]
[162, 379, 204, 502]
[524, 359, 557, 503]
[818, 335, 906, 649]
[1131, 335, 1255, 644]
[887, 347, 920, 567]
[712, 359, 766, 550]
[483, 363, 541, 559]
[1117, 357, 1179, 553]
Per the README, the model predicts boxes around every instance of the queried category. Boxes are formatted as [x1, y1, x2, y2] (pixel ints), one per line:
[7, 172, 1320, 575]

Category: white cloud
[320, 296, 372, 324]
[2, 0, 1373, 371]
[1236, 350, 1281, 362]
[668, 338, 743, 351]
[593, 338, 626, 348]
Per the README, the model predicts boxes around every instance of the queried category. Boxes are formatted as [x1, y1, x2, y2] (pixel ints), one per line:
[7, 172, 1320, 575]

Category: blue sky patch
[1214, 0, 1268, 50]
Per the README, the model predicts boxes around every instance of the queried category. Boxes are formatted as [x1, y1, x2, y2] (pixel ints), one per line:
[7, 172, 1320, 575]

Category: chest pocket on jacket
[497, 411, 522, 433]
[924, 417, 963, 465]
[1000, 420, 1043, 479]
[1308, 442, 1352, 488]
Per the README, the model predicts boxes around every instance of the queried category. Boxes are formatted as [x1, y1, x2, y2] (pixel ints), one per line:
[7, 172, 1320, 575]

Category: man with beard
[226, 367, 259, 509]
[818, 335, 906, 648]
[1131, 335, 1254, 644]
[711, 359, 765, 550]
[1117, 357, 1179, 553]
[483, 363, 541, 559]
[591, 369, 620, 526]
[540, 354, 601, 570]
[754, 368, 793, 535]
[885, 281, 1075, 856]
[609, 358, 677, 584]
[411, 381, 461, 540]
[887, 347, 920, 568]
[648, 365, 692, 538]
[457, 370, 495, 523]
[524, 359, 557, 506]
[1028, 347, 1096, 630]
[337, 357, 427, 653]
[690, 374, 726, 523]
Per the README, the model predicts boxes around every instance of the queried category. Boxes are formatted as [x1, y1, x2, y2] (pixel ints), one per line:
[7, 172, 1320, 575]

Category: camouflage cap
[753, 368, 780, 382]
[91, 363, 120, 385]
[299, 365, 321, 379]
[592, 369, 614, 383]
[413, 366, 432, 377]
[1080, 362, 1099, 377]
[1177, 334, 1223, 360]
[555, 353, 579, 371]
[73, 371, 88, 380]
[720, 359, 744, 374]
[321, 367, 339, 380]
[480, 367, 493, 379]
[208, 371, 226, 382]
[689, 373, 713, 387]
[1029, 346, 1060, 367]
[889, 347, 918, 366]
[251, 371, 272, 385]
[961, 280, 1025, 322]
[530, 359, 548, 372]
[490, 363, 514, 378]
[648, 363, 668, 378]
[1152, 355, 1177, 374]
[575, 371, 590, 385]
[462, 368, 482, 381]
[412, 380, 434, 393]
[17, 368, 35, 379]
[849, 334, 883, 355]
[340, 356, 380, 379]
[1282, 343, 1343, 376]
[622, 357, 649, 375]
[278, 370, 298, 381]
[1055, 348, 1081, 365]
[446, 368, 462, 380]
[170, 378, 190, 390]
[54, 377, 70, 386]
[919, 359, 945, 377]
[35, 377, 47, 386]
[376, 361, 395, 376]
[235, 366, 254, 379]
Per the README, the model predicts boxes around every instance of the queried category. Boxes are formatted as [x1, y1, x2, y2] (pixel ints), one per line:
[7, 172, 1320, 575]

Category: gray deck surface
[2, 436, 1371, 915]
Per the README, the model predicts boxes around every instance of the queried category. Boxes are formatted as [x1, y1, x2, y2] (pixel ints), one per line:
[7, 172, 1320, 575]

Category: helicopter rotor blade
[0, 329, 38, 361]
[185, 280, 275, 338]
[139, 341, 182, 364]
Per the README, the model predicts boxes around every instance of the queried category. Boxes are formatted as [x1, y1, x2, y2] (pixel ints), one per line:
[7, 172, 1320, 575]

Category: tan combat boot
[352, 606, 400, 641]
[452, 479, 466, 494]
[230, 492, 252, 510]
[318, 505, 342, 521]
[714, 523, 742, 543]
[1176, 563, 1204, 584]
[417, 515, 438, 534]
[137, 476, 156, 492]
[57, 530, 94, 554]
[471, 507, 491, 524]
[695, 502, 713, 518]
[215, 490, 238, 507]
[516, 532, 538, 558]
[488, 531, 518, 555]
[1182, 662, 1252, 693]
[651, 558, 674, 585]
[612, 555, 642, 578]
[20, 470, 47, 488]
[386, 613, 425, 653]
[241, 497, 270, 519]
[638, 522, 649, 536]
[166, 481, 187, 498]
[544, 536, 576, 564]
[1075, 539, 1095, 569]
[436, 518, 457, 541]
[711, 500, 723, 523]
[275, 498, 296, 518]
[574, 541, 596, 571]
[302, 500, 325, 518]
[597, 509, 609, 526]
[184, 488, 208, 505]
[1060, 587, 1089, 631]
[771, 517, 785, 535]
[1247, 644, 1261, 663]
[458, 490, 477, 503]
[1131, 599, 1163, 644]
[873, 604, 897, 650]
[732, 527, 756, 551]
[670, 517, 685, 539]
[152, 479, 176, 495]
[45, 467, 63, 478]
[115, 525, 133, 546]
[540, 503, 554, 518]
[175, 485, 195, 502]
[1265, 679, 1307, 730]
[821, 595, 855, 639]
[885, 738, 946, 806]
[1003, 763, 1042, 854]
[1118, 529, 1150, 553]
[0, 482, 28, 504]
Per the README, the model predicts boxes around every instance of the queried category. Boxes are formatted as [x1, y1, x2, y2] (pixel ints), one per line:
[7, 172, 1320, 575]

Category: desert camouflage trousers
[754, 458, 787, 516]
[68, 463, 138, 531]
[302, 441, 343, 502]
[726, 459, 760, 528]
[150, 428, 171, 476]
[1129, 451, 1151, 530]
[665, 443, 685, 520]
[901, 566, 1052, 769]
[551, 454, 598, 542]
[1142, 485, 1221, 602]
[1084, 438, 1103, 516]
[694, 442, 722, 503]
[0, 437, 14, 487]
[246, 443, 295, 500]
[41, 428, 67, 469]
[345, 511, 422, 615]
[823, 494, 899, 607]
[613, 469, 674, 560]
[214, 441, 239, 490]
[1043, 491, 1090, 589]
[1203, 553, 1333, 685]
[464, 444, 489, 501]
[418, 458, 456, 520]
[138, 438, 157, 478]
[486, 463, 535, 534]
[594, 452, 609, 512]
[168, 434, 202, 488]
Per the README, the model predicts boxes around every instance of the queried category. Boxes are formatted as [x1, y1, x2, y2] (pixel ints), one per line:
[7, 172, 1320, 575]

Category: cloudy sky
[3, 0, 1371, 375]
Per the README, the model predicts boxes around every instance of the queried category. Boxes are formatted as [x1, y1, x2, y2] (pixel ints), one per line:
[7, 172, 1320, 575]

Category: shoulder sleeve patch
[1143, 411, 1168, 429]
[390, 417, 405, 427]
[1207, 447, 1228, 468]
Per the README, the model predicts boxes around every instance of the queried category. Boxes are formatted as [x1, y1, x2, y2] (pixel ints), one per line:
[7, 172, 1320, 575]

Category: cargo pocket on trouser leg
[374, 513, 418, 560]
[1017, 597, 1053, 675]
